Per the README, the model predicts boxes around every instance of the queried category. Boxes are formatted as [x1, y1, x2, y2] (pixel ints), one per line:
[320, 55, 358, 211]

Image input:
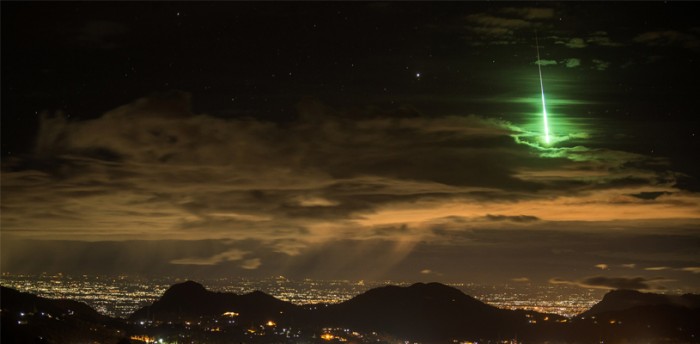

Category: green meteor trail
[535, 33, 551, 144]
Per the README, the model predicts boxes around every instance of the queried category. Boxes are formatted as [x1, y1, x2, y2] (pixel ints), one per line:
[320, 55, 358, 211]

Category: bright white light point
[176, 12, 180, 16]
[416, 72, 421, 78]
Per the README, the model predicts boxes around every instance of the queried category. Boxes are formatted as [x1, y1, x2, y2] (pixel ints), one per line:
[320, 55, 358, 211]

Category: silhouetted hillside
[581, 289, 700, 317]
[1, 286, 107, 323]
[568, 304, 700, 342]
[128, 281, 700, 342]
[3, 282, 699, 343]
[129, 280, 307, 325]
[0, 286, 125, 344]
[318, 282, 530, 340]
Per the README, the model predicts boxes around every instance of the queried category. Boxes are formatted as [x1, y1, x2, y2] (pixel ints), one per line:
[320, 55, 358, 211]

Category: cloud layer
[2, 92, 699, 280]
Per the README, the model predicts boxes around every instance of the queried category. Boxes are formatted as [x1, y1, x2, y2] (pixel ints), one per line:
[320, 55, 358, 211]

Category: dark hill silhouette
[319, 282, 522, 340]
[568, 289, 700, 343]
[0, 286, 124, 344]
[128, 281, 700, 342]
[581, 289, 700, 317]
[129, 280, 307, 325]
[160, 280, 208, 301]
[570, 304, 700, 342]
[3, 281, 699, 343]
[1, 286, 110, 324]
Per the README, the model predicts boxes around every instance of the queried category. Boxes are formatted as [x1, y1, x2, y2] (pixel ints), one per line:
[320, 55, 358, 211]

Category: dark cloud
[463, 7, 554, 46]
[550, 276, 669, 291]
[562, 38, 587, 49]
[76, 20, 129, 50]
[591, 59, 610, 71]
[634, 30, 700, 50]
[586, 31, 623, 47]
[629, 191, 671, 200]
[483, 214, 539, 223]
[466, 14, 531, 30]
[429, 224, 700, 269]
[5, 226, 698, 285]
[500, 7, 555, 20]
[170, 248, 249, 266]
[557, 32, 622, 49]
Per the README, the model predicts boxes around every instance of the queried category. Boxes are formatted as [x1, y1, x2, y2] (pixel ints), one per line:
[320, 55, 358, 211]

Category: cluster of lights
[1, 273, 604, 319]
[129, 335, 165, 343]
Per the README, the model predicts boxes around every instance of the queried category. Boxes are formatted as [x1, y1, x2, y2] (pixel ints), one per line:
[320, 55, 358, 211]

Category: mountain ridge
[581, 288, 700, 317]
[2, 282, 699, 343]
[129, 280, 304, 325]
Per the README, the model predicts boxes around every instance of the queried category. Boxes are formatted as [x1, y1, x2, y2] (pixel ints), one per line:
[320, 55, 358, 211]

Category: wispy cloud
[681, 267, 700, 274]
[644, 266, 671, 271]
[241, 258, 262, 270]
[170, 249, 248, 266]
[564, 38, 587, 48]
[535, 59, 557, 66]
[563, 58, 581, 68]
[550, 276, 670, 291]
[592, 59, 610, 71]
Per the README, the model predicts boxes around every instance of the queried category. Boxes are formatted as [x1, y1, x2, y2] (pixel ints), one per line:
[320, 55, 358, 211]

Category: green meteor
[535, 33, 551, 144]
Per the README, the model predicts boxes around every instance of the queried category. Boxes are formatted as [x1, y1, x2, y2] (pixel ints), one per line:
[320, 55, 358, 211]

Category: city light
[0, 273, 606, 318]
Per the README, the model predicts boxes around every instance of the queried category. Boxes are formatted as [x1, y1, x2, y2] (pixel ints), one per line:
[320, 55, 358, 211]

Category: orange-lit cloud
[2, 94, 699, 282]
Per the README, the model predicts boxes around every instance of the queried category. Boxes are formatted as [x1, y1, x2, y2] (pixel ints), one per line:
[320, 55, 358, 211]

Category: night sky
[2, 2, 699, 291]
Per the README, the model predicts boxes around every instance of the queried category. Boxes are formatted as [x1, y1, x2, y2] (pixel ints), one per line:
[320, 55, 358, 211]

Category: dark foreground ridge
[2, 282, 699, 343]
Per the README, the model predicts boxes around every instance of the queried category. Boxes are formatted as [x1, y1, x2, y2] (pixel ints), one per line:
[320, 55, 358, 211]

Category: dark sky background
[2, 2, 699, 291]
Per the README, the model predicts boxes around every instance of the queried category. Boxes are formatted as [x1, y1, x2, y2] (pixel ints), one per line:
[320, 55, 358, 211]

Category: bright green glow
[540, 88, 550, 144]
[536, 33, 551, 144]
